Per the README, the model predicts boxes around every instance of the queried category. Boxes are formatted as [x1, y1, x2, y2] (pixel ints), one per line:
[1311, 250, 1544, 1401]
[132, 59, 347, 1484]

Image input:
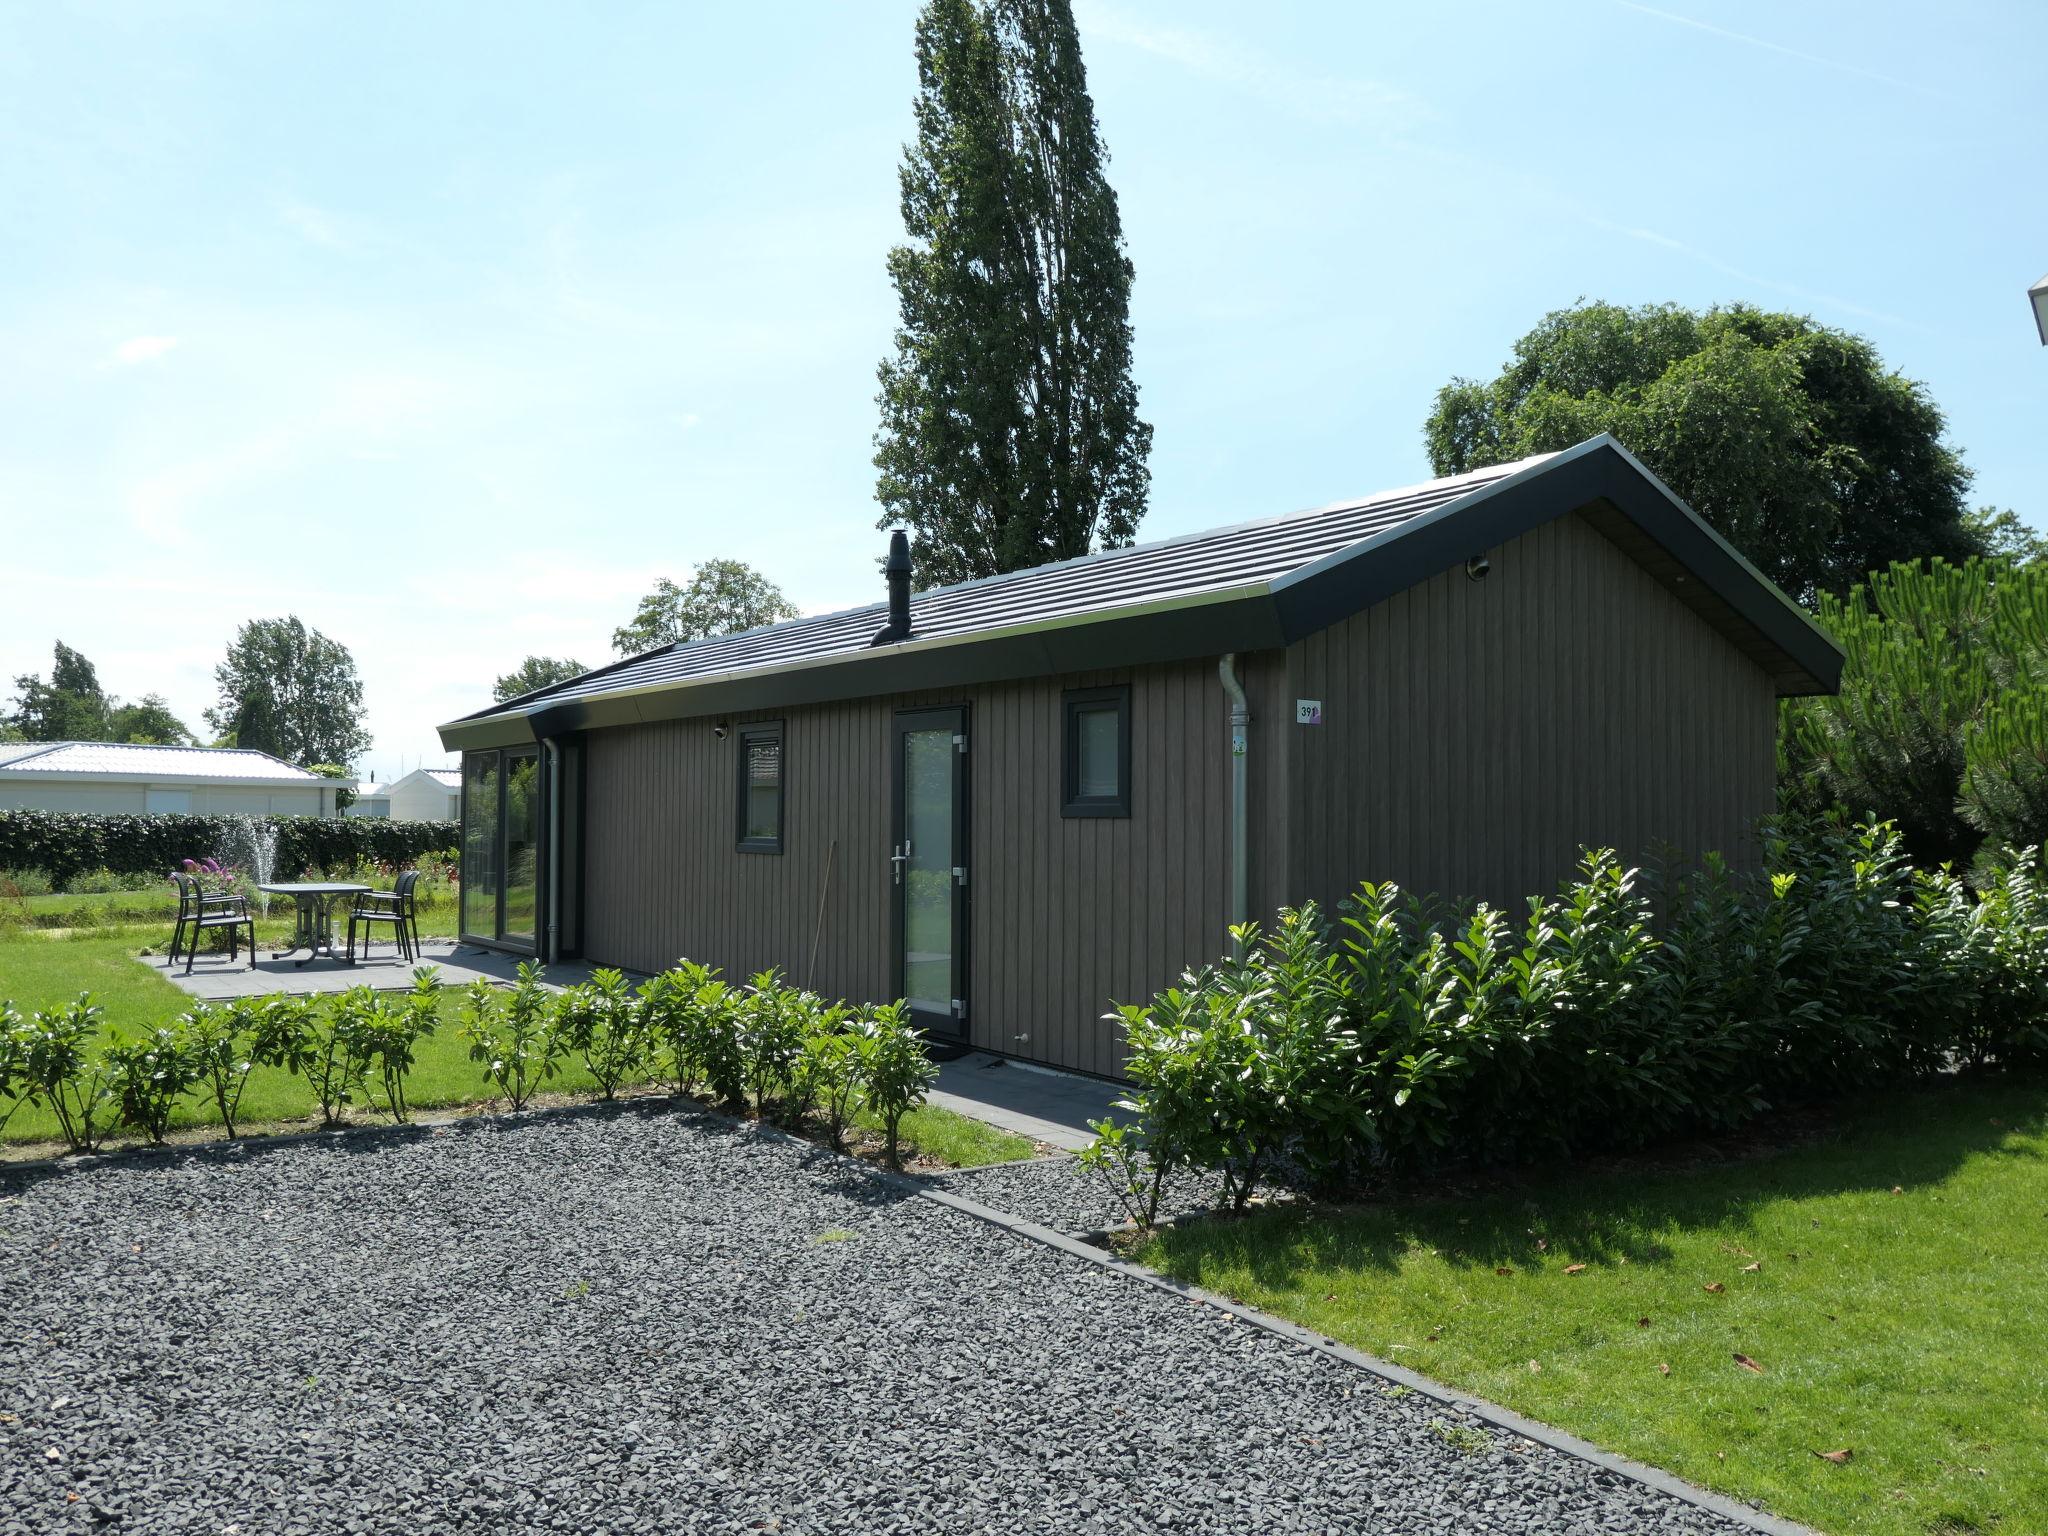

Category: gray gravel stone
[0, 1103, 1763, 1534]
[927, 1151, 1235, 1234]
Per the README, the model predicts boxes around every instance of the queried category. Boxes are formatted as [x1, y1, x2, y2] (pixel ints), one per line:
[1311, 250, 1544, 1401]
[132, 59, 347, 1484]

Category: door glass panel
[462, 753, 500, 938]
[502, 751, 540, 945]
[901, 728, 954, 1014]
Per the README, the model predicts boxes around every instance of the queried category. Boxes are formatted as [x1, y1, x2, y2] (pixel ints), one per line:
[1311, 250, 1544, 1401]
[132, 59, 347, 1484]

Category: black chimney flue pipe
[870, 530, 913, 646]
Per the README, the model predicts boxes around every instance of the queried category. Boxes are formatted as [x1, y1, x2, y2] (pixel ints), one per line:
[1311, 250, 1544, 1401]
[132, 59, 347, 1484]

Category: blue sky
[3, 1, 2043, 773]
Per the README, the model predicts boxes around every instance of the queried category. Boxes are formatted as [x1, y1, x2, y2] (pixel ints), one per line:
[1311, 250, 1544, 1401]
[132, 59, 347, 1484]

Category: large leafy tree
[873, 0, 1151, 588]
[493, 655, 590, 703]
[108, 694, 194, 746]
[1425, 302, 1982, 602]
[7, 644, 196, 744]
[1963, 506, 2048, 569]
[612, 560, 799, 657]
[7, 641, 112, 741]
[204, 617, 369, 767]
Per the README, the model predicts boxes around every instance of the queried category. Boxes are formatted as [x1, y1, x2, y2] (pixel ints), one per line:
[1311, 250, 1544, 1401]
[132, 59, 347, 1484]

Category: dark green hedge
[0, 811, 458, 886]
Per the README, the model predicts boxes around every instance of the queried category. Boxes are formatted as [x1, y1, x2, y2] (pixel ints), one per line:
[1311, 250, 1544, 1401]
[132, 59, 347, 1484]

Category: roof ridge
[16, 738, 282, 754]
[471, 454, 1550, 721]
[440, 435, 1844, 744]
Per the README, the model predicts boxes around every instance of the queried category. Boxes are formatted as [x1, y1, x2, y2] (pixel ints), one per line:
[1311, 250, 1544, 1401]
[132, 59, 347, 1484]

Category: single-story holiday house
[0, 741, 342, 818]
[385, 767, 462, 823]
[347, 767, 460, 822]
[345, 782, 391, 818]
[438, 435, 1844, 1077]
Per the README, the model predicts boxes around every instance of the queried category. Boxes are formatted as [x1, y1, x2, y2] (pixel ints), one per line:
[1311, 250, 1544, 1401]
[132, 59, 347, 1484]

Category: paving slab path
[0, 1104, 1783, 1535]
[147, 940, 624, 1002]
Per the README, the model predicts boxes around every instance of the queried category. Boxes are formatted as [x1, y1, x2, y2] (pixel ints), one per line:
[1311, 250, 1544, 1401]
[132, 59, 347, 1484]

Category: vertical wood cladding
[1284, 510, 1777, 915]
[577, 508, 1779, 1078]
[579, 660, 1252, 1078]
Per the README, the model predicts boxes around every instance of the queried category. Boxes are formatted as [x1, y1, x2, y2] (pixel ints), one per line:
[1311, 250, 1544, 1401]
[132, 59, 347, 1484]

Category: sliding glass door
[502, 751, 539, 945]
[461, 754, 500, 940]
[461, 746, 541, 953]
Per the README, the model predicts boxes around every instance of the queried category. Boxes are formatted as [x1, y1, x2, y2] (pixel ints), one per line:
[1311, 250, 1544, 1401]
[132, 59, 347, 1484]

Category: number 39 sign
[1295, 698, 1324, 726]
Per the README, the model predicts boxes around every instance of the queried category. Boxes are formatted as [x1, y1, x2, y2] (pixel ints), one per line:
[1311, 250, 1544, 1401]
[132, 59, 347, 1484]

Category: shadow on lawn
[1149, 1071, 2048, 1285]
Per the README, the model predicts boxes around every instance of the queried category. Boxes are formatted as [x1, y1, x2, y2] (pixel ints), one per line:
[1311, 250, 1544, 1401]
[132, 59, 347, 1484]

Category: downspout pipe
[1218, 654, 1250, 956]
[544, 738, 561, 965]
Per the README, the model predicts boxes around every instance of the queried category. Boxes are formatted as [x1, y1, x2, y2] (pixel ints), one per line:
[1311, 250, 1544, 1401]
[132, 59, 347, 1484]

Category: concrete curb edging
[908, 1177, 1825, 1536]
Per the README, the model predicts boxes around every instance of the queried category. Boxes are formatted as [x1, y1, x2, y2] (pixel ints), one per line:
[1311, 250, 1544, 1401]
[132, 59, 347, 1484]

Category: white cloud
[1075, 2, 1418, 128]
[121, 367, 453, 544]
[277, 197, 344, 248]
[112, 334, 178, 365]
[1610, 1, 1948, 100]
[1584, 215, 1928, 331]
[676, 412, 701, 430]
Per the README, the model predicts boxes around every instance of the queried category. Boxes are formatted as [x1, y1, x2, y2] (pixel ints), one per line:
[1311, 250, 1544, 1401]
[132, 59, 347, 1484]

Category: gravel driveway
[1, 1104, 1768, 1535]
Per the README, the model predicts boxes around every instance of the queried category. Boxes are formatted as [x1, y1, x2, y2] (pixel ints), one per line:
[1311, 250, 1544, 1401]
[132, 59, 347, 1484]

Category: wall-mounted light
[1465, 555, 1491, 582]
[712, 723, 729, 740]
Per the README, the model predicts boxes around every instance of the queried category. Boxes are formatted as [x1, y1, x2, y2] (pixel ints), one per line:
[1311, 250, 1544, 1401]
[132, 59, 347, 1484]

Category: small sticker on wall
[1295, 698, 1324, 725]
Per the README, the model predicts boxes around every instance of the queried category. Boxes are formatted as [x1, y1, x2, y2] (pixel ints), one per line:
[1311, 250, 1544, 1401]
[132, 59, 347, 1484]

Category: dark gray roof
[492, 453, 1547, 713]
[441, 435, 1842, 750]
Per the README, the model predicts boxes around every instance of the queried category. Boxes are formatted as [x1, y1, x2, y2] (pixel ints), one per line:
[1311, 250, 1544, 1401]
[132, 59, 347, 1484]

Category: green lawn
[0, 933, 1033, 1167]
[3, 885, 463, 938]
[1138, 1076, 2048, 1536]
[0, 936, 560, 1141]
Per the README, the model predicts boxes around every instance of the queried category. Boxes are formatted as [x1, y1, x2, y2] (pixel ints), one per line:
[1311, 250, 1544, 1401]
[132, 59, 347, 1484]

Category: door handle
[890, 841, 912, 885]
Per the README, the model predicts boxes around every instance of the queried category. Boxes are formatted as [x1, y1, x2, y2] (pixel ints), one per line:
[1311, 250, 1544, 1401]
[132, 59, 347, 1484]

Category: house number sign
[1295, 698, 1324, 725]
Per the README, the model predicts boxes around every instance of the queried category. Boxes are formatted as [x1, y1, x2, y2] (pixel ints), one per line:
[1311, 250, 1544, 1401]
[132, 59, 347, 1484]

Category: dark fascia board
[1270, 435, 1844, 696]
[436, 435, 1842, 753]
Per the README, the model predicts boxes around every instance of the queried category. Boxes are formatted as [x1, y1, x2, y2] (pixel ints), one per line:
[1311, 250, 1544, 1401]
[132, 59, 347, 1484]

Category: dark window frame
[736, 720, 786, 853]
[1061, 685, 1131, 819]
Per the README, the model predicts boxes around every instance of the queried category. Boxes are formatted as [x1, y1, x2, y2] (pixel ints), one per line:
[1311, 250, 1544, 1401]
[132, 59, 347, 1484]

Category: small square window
[737, 723, 784, 852]
[1062, 686, 1130, 818]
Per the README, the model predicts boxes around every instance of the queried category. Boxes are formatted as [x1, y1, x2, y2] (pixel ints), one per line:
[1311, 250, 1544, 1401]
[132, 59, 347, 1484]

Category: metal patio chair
[167, 871, 257, 974]
[346, 868, 421, 963]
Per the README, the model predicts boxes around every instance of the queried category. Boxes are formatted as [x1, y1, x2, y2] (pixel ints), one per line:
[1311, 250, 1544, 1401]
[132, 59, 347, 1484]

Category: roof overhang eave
[0, 771, 330, 789]
[436, 581, 1286, 752]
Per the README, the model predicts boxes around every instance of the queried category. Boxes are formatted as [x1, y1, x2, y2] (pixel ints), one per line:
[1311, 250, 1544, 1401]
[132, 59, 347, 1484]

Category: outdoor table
[258, 882, 372, 967]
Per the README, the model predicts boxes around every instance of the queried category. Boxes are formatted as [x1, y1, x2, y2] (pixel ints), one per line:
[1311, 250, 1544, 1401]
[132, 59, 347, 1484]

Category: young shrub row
[0, 972, 445, 1152]
[1089, 820, 2048, 1219]
[459, 960, 939, 1167]
[2, 960, 941, 1166]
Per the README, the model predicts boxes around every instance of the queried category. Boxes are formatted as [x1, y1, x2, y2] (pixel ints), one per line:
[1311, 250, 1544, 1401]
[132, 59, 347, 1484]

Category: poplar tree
[874, 0, 1151, 587]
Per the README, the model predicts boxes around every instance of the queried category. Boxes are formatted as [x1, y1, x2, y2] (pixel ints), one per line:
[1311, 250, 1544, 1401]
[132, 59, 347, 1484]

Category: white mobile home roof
[0, 741, 325, 788]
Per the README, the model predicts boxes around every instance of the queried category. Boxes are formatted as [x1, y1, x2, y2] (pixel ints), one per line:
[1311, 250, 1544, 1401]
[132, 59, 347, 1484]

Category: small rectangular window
[1062, 686, 1130, 818]
[737, 722, 784, 852]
